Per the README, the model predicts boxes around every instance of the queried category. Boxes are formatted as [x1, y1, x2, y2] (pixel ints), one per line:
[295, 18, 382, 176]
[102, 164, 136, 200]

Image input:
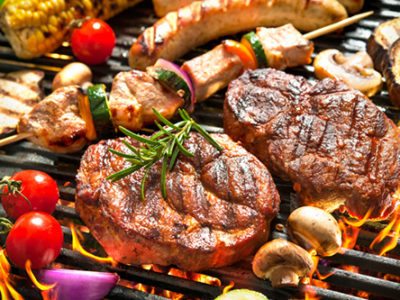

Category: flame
[303, 285, 320, 300]
[338, 219, 360, 250]
[370, 206, 400, 255]
[357, 290, 370, 299]
[70, 223, 116, 265]
[344, 207, 373, 227]
[132, 264, 225, 299]
[222, 281, 235, 294]
[25, 260, 56, 291]
[0, 249, 24, 300]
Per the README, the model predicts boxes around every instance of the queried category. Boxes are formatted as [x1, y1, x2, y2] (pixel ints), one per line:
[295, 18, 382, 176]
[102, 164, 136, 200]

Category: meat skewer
[0, 12, 372, 152]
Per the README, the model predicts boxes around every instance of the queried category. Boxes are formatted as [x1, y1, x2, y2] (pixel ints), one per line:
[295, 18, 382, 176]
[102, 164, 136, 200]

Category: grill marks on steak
[75, 133, 279, 271]
[224, 69, 400, 220]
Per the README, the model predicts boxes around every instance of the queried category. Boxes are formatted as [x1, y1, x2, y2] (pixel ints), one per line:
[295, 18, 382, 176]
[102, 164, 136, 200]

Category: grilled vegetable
[129, 0, 347, 69]
[367, 17, 400, 106]
[287, 206, 342, 257]
[241, 32, 268, 68]
[215, 289, 268, 300]
[314, 49, 382, 97]
[367, 18, 400, 73]
[52, 62, 92, 91]
[222, 40, 257, 70]
[252, 239, 313, 288]
[384, 39, 400, 107]
[87, 84, 114, 138]
[148, 59, 195, 112]
[0, 0, 142, 59]
[39, 269, 119, 300]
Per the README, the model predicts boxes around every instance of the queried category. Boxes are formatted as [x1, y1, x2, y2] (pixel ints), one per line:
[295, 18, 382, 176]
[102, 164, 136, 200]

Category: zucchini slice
[241, 32, 268, 68]
[215, 289, 268, 300]
[87, 84, 114, 138]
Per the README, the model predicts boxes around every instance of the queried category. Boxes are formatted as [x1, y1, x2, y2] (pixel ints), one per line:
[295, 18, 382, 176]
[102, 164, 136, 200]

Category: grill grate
[1, 1, 400, 299]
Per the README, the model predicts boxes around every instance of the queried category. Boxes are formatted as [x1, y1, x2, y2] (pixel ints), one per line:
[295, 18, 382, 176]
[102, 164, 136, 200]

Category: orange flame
[70, 223, 116, 265]
[344, 207, 373, 227]
[222, 281, 235, 294]
[338, 219, 360, 250]
[370, 206, 400, 255]
[0, 249, 24, 300]
[25, 260, 56, 291]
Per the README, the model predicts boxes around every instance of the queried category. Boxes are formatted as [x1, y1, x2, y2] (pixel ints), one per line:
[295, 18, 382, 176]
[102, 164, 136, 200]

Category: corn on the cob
[0, 0, 143, 59]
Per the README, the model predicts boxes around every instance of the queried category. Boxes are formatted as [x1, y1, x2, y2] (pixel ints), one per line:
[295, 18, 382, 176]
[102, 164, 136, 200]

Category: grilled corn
[0, 0, 142, 59]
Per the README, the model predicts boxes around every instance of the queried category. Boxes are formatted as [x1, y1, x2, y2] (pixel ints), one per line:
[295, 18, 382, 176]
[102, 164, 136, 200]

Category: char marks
[224, 68, 400, 219]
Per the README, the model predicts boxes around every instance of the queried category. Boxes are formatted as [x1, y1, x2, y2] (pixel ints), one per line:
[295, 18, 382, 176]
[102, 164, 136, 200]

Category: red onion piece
[154, 58, 195, 112]
[38, 269, 119, 300]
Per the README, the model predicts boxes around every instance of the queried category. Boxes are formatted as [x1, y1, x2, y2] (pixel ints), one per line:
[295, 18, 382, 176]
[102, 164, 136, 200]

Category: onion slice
[38, 269, 119, 300]
[149, 58, 195, 112]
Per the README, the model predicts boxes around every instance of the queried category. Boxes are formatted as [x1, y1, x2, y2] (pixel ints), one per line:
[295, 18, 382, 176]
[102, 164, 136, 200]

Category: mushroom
[252, 239, 314, 288]
[52, 62, 92, 91]
[287, 206, 342, 257]
[313, 49, 382, 97]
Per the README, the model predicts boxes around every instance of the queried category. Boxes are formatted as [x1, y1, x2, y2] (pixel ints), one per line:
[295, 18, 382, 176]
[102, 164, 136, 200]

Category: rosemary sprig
[107, 109, 222, 200]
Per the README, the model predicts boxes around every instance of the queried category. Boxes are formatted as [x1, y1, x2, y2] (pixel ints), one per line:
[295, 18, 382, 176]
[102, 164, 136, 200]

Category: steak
[75, 132, 280, 271]
[224, 68, 400, 220]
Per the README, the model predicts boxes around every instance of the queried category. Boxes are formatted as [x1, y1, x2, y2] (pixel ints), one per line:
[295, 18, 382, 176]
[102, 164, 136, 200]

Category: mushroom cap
[314, 49, 382, 97]
[252, 239, 313, 288]
[287, 206, 342, 257]
[52, 62, 93, 91]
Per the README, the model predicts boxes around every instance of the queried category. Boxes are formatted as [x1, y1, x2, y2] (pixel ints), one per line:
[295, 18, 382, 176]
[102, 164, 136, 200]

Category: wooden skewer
[304, 10, 374, 40]
[0, 132, 32, 148]
[0, 11, 374, 150]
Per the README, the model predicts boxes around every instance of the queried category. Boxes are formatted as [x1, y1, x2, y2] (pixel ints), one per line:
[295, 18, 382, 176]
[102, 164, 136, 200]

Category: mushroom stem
[269, 266, 300, 287]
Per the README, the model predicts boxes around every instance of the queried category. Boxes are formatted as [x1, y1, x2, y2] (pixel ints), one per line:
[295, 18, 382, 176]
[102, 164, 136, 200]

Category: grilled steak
[224, 68, 400, 220]
[76, 133, 280, 271]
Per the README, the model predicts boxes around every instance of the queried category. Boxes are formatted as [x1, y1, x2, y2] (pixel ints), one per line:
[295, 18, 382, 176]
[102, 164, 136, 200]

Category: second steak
[224, 68, 400, 220]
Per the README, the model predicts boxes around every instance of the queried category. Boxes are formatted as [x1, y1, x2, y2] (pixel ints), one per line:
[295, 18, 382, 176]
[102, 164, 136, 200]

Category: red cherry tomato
[1, 170, 59, 219]
[71, 18, 116, 65]
[6, 212, 63, 269]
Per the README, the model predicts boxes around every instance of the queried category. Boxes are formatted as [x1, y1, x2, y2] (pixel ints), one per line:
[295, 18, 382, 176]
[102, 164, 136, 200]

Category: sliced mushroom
[313, 49, 382, 97]
[214, 289, 268, 300]
[252, 239, 314, 288]
[52, 62, 92, 91]
[287, 206, 342, 257]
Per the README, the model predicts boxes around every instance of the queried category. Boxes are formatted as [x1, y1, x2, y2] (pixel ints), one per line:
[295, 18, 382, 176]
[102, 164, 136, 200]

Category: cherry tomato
[1, 170, 59, 220]
[71, 18, 116, 65]
[6, 212, 63, 269]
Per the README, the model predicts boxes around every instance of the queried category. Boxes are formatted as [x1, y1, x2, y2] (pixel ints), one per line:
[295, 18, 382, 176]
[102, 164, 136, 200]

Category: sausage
[337, 0, 364, 14]
[129, 0, 347, 70]
[152, 0, 196, 17]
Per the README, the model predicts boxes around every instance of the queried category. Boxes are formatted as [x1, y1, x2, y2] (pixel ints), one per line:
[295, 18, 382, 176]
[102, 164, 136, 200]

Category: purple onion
[154, 58, 195, 112]
[38, 269, 119, 300]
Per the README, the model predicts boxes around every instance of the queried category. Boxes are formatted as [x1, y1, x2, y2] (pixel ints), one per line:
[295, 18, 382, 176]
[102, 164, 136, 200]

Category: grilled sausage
[153, 0, 195, 16]
[129, 0, 347, 70]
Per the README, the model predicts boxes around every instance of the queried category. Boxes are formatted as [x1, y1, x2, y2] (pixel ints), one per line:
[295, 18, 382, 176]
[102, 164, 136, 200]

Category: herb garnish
[107, 109, 222, 200]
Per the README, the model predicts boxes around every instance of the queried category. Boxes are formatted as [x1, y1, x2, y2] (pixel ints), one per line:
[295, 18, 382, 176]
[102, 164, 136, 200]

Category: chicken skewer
[0, 11, 373, 153]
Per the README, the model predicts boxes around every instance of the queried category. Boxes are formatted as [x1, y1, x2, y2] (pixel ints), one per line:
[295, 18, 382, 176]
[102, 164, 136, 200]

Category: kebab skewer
[0, 12, 373, 153]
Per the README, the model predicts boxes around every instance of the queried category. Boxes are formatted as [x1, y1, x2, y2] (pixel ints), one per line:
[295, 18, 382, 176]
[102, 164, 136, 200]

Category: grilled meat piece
[337, 0, 364, 14]
[76, 133, 280, 270]
[18, 86, 88, 153]
[0, 70, 44, 135]
[181, 44, 244, 102]
[0, 0, 142, 59]
[129, 0, 347, 70]
[153, 0, 195, 16]
[256, 24, 314, 70]
[109, 70, 183, 131]
[224, 69, 400, 220]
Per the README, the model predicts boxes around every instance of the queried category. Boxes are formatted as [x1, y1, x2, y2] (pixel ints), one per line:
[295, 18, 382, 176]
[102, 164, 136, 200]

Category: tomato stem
[0, 218, 13, 234]
[0, 177, 32, 210]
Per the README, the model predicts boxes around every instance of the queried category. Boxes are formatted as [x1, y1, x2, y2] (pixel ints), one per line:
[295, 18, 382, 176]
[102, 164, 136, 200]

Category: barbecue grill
[1, 1, 400, 299]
